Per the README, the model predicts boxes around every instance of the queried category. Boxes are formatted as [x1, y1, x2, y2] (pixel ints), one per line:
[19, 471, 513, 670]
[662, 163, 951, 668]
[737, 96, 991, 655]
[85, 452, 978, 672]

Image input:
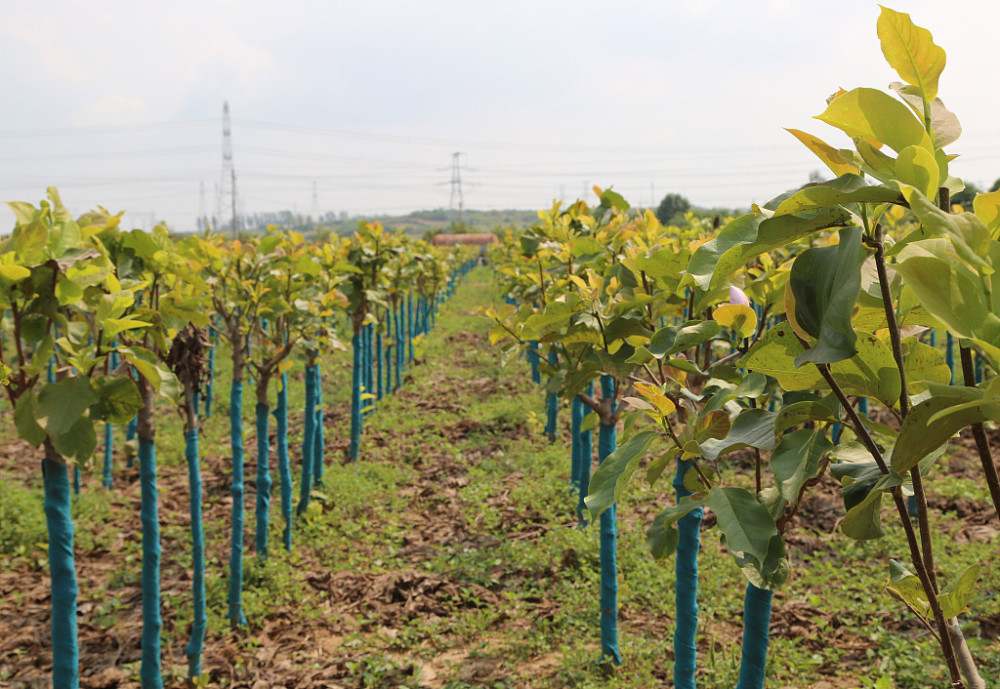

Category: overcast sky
[1, 0, 997, 232]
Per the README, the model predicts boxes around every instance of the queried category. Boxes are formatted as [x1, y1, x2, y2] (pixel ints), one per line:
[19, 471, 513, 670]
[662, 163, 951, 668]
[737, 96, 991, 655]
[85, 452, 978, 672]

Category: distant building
[429, 233, 499, 247]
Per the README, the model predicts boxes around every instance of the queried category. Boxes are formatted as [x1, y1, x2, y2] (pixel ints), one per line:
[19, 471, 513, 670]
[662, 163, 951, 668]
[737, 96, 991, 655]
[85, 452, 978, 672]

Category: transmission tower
[449, 152, 464, 223]
[217, 101, 239, 238]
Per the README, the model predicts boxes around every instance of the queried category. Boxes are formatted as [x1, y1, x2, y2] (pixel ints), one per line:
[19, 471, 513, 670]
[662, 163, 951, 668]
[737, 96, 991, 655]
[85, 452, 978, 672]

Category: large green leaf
[14, 391, 46, 446]
[738, 323, 901, 408]
[770, 429, 833, 504]
[773, 398, 840, 435]
[707, 486, 785, 589]
[891, 392, 1000, 474]
[585, 430, 659, 519]
[36, 377, 98, 438]
[90, 376, 143, 425]
[901, 338, 952, 393]
[790, 226, 869, 365]
[841, 484, 886, 541]
[51, 414, 97, 466]
[773, 174, 904, 217]
[698, 408, 776, 460]
[687, 207, 851, 291]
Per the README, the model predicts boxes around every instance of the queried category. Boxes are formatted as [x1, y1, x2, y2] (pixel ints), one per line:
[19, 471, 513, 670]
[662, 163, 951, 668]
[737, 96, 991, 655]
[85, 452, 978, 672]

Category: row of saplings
[0, 196, 476, 689]
[487, 8, 999, 688]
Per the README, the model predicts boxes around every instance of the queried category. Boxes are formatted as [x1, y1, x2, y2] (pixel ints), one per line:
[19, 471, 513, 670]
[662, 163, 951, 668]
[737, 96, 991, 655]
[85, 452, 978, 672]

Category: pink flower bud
[729, 286, 750, 306]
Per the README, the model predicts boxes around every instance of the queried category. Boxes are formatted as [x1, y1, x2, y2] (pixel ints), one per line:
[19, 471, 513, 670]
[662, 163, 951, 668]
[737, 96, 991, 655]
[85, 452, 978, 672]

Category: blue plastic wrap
[597, 375, 622, 664]
[276, 374, 292, 551]
[138, 435, 163, 688]
[227, 380, 247, 626]
[349, 331, 363, 461]
[183, 426, 207, 678]
[254, 402, 272, 559]
[672, 457, 704, 689]
[42, 456, 80, 689]
[296, 363, 316, 515]
[736, 583, 774, 689]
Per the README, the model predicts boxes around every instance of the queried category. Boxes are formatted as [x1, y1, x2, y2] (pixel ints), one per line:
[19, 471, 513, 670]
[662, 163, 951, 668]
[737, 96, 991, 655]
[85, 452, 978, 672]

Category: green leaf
[707, 486, 782, 584]
[694, 409, 731, 442]
[939, 564, 980, 619]
[886, 559, 929, 615]
[738, 323, 901, 408]
[774, 399, 840, 435]
[668, 321, 721, 357]
[585, 430, 659, 519]
[841, 484, 886, 541]
[773, 174, 904, 217]
[892, 392, 1000, 474]
[790, 226, 868, 366]
[51, 414, 97, 465]
[646, 494, 707, 559]
[877, 6, 945, 103]
[36, 377, 98, 438]
[770, 429, 832, 504]
[901, 338, 952, 393]
[14, 391, 46, 446]
[102, 317, 153, 339]
[699, 408, 776, 460]
[90, 376, 142, 425]
[687, 207, 851, 291]
[580, 411, 599, 432]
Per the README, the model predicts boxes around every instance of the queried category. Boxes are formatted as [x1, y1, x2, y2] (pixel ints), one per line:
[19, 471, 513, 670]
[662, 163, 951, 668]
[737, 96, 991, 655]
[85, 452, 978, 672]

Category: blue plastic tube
[254, 401, 272, 560]
[103, 350, 118, 490]
[276, 374, 292, 551]
[138, 432, 163, 688]
[735, 583, 774, 689]
[946, 332, 955, 384]
[528, 341, 541, 384]
[672, 457, 704, 689]
[42, 455, 80, 689]
[570, 395, 583, 497]
[394, 306, 404, 390]
[313, 362, 325, 485]
[545, 350, 558, 443]
[576, 381, 594, 524]
[296, 363, 316, 515]
[183, 424, 207, 679]
[407, 294, 415, 363]
[597, 374, 622, 664]
[227, 379, 247, 627]
[375, 329, 384, 401]
[349, 331, 363, 461]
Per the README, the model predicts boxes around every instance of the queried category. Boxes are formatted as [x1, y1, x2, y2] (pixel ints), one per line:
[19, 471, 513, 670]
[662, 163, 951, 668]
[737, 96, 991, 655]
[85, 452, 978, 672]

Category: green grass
[1, 267, 998, 688]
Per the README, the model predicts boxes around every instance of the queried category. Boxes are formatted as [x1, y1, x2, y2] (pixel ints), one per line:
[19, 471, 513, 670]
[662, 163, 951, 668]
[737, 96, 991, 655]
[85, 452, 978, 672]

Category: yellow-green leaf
[713, 304, 757, 339]
[877, 6, 946, 103]
[895, 144, 940, 199]
[816, 87, 933, 155]
[973, 189, 1000, 235]
[785, 129, 858, 177]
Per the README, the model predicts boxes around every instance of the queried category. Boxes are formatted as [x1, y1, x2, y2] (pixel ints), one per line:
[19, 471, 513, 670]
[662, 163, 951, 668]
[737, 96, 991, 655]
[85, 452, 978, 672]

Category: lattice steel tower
[449, 152, 464, 223]
[217, 101, 239, 238]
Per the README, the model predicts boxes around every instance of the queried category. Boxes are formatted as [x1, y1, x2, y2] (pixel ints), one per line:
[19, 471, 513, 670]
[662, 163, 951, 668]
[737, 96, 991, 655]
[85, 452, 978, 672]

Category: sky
[1, 0, 998, 232]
